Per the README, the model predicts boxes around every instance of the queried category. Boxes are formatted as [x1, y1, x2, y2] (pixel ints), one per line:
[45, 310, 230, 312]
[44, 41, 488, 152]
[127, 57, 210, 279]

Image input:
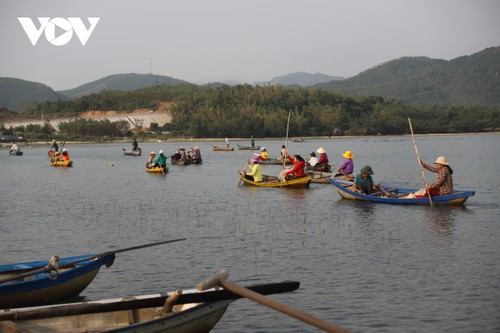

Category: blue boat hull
[328, 178, 475, 205]
[0, 254, 115, 309]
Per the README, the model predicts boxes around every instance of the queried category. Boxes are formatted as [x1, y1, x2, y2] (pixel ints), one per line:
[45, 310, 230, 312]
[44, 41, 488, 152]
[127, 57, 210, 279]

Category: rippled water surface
[1, 134, 499, 332]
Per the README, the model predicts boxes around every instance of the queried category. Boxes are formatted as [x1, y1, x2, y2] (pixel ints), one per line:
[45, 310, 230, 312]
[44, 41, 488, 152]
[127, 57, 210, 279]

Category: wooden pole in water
[283, 111, 291, 167]
[408, 118, 434, 207]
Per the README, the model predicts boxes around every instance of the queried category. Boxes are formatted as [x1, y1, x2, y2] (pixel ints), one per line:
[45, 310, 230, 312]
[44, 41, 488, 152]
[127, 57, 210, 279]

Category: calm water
[1, 134, 499, 333]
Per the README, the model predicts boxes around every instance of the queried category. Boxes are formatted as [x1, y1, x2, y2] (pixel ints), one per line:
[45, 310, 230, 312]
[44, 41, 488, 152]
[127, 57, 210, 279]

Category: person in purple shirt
[338, 150, 355, 176]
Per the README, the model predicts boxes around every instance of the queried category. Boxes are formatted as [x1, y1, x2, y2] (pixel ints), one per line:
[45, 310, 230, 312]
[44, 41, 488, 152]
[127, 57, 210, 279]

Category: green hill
[58, 73, 189, 98]
[0, 77, 65, 112]
[314, 46, 500, 108]
[269, 71, 344, 87]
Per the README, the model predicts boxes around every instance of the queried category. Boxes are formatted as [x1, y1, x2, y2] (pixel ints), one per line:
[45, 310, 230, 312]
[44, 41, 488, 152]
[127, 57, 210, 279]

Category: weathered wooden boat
[240, 174, 311, 188]
[237, 144, 260, 150]
[290, 138, 303, 142]
[171, 158, 191, 166]
[309, 163, 331, 173]
[328, 178, 475, 205]
[122, 148, 142, 156]
[211, 145, 234, 151]
[190, 158, 203, 164]
[252, 157, 292, 165]
[0, 280, 299, 333]
[309, 172, 352, 184]
[0, 254, 115, 309]
[146, 165, 169, 174]
[51, 159, 73, 167]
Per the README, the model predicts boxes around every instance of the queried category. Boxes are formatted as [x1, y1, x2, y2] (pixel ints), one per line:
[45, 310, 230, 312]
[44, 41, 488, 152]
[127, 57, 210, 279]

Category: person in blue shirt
[353, 165, 376, 194]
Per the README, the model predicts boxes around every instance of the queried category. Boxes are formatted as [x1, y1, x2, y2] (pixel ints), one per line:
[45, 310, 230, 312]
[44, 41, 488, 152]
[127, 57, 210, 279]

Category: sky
[1, 0, 499, 91]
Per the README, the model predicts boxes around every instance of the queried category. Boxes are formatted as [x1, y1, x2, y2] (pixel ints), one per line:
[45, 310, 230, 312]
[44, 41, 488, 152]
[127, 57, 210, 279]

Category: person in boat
[338, 150, 355, 176]
[151, 150, 167, 168]
[280, 145, 289, 162]
[420, 156, 454, 196]
[132, 138, 138, 151]
[170, 150, 181, 161]
[353, 165, 377, 194]
[279, 154, 306, 181]
[251, 135, 255, 148]
[242, 160, 263, 182]
[259, 147, 269, 161]
[50, 140, 59, 152]
[314, 147, 330, 171]
[225, 137, 230, 148]
[146, 151, 156, 168]
[190, 146, 202, 163]
[178, 147, 187, 162]
[306, 152, 319, 168]
[9, 143, 20, 153]
[58, 148, 70, 162]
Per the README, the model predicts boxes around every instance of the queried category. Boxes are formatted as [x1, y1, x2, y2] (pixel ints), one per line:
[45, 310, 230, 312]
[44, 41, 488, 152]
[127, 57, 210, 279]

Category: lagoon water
[1, 134, 499, 332]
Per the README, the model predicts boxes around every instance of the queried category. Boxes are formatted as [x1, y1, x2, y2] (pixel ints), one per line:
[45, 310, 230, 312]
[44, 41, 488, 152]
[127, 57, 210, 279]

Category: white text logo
[18, 17, 100, 46]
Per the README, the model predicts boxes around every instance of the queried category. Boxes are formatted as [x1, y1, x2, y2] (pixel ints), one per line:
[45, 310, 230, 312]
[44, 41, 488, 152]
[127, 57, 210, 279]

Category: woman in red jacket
[279, 154, 306, 181]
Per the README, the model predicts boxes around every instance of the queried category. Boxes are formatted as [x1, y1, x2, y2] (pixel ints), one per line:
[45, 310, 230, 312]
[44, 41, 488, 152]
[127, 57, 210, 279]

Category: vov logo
[18, 17, 100, 46]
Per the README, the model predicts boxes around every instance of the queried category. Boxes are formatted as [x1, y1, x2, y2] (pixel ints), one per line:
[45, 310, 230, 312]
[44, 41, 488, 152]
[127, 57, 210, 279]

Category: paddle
[0, 238, 186, 285]
[0, 279, 298, 321]
[408, 118, 433, 207]
[237, 161, 250, 186]
[197, 270, 351, 333]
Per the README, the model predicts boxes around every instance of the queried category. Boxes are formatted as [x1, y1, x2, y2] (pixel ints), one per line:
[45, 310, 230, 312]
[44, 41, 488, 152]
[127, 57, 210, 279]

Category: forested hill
[314, 46, 500, 108]
[0, 78, 65, 112]
[58, 73, 189, 98]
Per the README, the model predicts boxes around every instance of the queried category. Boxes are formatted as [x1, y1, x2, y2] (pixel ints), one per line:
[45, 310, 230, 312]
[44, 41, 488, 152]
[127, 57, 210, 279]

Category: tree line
[3, 84, 500, 140]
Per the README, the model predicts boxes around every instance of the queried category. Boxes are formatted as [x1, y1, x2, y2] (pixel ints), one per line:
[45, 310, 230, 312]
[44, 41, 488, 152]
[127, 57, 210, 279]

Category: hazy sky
[1, 0, 499, 90]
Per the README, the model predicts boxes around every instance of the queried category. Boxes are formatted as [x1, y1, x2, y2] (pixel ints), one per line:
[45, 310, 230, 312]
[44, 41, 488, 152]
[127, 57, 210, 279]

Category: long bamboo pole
[283, 111, 291, 167]
[408, 118, 433, 207]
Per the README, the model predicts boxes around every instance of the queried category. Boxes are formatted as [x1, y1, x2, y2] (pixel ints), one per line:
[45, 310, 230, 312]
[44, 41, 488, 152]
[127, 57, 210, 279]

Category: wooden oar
[408, 118, 433, 207]
[197, 270, 352, 333]
[0, 238, 186, 285]
[237, 161, 250, 186]
[0, 280, 299, 321]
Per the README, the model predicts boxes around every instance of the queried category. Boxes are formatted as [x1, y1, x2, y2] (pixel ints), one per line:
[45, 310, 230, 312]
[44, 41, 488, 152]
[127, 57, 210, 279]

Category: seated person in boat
[338, 150, 354, 176]
[420, 156, 454, 196]
[242, 160, 262, 182]
[353, 165, 376, 194]
[50, 140, 59, 152]
[151, 150, 167, 168]
[315, 147, 330, 171]
[179, 147, 187, 162]
[170, 150, 181, 161]
[306, 152, 319, 169]
[259, 147, 269, 161]
[146, 151, 156, 168]
[279, 154, 306, 181]
[59, 148, 70, 161]
[9, 143, 20, 153]
[190, 146, 202, 162]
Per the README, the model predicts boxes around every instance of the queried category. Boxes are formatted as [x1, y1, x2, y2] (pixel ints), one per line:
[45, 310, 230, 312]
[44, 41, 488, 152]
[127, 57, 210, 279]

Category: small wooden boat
[190, 158, 203, 164]
[237, 144, 260, 150]
[0, 254, 115, 309]
[240, 174, 311, 188]
[290, 138, 303, 142]
[9, 151, 23, 156]
[309, 172, 352, 184]
[328, 178, 475, 205]
[171, 158, 191, 166]
[146, 165, 169, 174]
[253, 157, 292, 165]
[0, 280, 299, 333]
[51, 159, 73, 167]
[212, 145, 234, 151]
[123, 149, 142, 156]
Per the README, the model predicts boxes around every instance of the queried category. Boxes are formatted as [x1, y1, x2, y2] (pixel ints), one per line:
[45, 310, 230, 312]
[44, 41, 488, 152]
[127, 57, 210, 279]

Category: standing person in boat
[251, 135, 255, 148]
[280, 145, 289, 163]
[316, 147, 330, 169]
[132, 138, 138, 152]
[151, 150, 167, 168]
[279, 154, 306, 181]
[242, 159, 263, 182]
[50, 140, 59, 153]
[420, 156, 454, 196]
[146, 151, 156, 168]
[353, 165, 377, 194]
[225, 137, 230, 148]
[337, 150, 355, 176]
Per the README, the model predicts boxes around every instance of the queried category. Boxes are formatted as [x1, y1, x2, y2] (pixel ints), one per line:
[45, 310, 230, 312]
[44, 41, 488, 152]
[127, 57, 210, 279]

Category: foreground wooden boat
[146, 165, 169, 174]
[0, 254, 115, 309]
[0, 280, 299, 333]
[328, 178, 475, 205]
[240, 174, 311, 188]
[237, 144, 260, 150]
[51, 159, 73, 167]
[211, 145, 234, 151]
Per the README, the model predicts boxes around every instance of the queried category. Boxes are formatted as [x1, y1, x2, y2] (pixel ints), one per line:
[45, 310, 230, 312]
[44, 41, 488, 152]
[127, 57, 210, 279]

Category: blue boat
[328, 178, 475, 205]
[0, 254, 115, 309]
